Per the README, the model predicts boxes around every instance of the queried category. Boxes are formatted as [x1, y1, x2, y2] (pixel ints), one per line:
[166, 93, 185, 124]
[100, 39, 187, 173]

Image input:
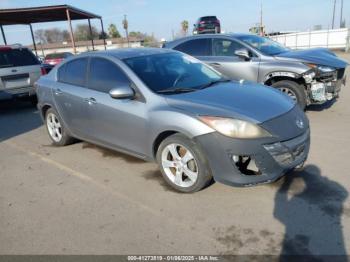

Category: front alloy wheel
[271, 80, 307, 110]
[161, 143, 198, 188]
[277, 87, 297, 101]
[156, 134, 212, 193]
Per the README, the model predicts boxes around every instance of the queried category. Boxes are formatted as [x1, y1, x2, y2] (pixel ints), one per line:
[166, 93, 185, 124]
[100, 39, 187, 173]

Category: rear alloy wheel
[157, 134, 212, 193]
[45, 108, 74, 146]
[272, 80, 306, 110]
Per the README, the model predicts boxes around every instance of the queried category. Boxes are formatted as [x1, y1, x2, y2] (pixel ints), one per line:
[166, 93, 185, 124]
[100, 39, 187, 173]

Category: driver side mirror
[234, 48, 251, 61]
[109, 85, 135, 99]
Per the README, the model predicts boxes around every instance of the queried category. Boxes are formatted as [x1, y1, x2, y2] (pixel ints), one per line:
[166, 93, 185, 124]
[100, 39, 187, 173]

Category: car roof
[164, 33, 256, 47]
[80, 47, 175, 60]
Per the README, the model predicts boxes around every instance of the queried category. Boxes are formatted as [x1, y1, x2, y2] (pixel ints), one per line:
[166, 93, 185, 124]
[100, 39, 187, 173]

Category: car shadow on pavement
[274, 165, 349, 260]
[0, 100, 42, 142]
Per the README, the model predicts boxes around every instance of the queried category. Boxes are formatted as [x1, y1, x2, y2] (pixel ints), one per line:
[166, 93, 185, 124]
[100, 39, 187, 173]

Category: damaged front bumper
[306, 68, 346, 105]
[195, 129, 310, 187]
[194, 106, 310, 187]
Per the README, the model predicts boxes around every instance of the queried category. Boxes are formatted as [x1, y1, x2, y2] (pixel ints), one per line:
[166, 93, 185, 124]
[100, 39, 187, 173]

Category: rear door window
[58, 58, 88, 87]
[0, 48, 40, 68]
[87, 57, 130, 93]
[174, 39, 212, 56]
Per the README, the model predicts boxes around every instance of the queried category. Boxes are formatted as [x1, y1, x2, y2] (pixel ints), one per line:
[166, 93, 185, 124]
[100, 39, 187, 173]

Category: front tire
[271, 80, 306, 110]
[156, 134, 212, 193]
[45, 108, 74, 146]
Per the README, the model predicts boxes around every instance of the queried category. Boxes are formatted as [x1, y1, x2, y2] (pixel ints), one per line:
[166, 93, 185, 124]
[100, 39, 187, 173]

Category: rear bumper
[0, 86, 36, 100]
[194, 129, 310, 187]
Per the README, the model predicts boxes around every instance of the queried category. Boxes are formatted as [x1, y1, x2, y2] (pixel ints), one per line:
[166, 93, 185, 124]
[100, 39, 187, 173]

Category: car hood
[274, 48, 348, 68]
[165, 81, 295, 124]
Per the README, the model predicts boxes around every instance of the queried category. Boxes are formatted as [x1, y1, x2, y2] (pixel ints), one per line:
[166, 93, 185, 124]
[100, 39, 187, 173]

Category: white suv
[0, 45, 43, 101]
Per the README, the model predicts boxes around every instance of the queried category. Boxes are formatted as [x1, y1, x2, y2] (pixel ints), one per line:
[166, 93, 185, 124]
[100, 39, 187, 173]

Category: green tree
[74, 24, 99, 41]
[181, 20, 189, 36]
[129, 31, 143, 38]
[108, 24, 121, 38]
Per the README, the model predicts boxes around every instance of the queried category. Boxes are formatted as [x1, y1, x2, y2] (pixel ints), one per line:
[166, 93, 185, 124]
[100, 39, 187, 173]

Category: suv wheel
[272, 80, 306, 110]
[156, 134, 212, 193]
[45, 108, 74, 146]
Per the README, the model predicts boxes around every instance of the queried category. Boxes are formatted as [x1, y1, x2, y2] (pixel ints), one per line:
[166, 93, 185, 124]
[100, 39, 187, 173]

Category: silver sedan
[36, 48, 310, 193]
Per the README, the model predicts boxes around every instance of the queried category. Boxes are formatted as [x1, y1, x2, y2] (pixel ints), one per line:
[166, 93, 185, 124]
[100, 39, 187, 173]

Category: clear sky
[0, 0, 349, 45]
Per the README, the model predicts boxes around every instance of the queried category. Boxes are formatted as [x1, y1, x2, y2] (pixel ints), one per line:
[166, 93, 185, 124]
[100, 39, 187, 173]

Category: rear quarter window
[58, 58, 88, 87]
[0, 48, 40, 68]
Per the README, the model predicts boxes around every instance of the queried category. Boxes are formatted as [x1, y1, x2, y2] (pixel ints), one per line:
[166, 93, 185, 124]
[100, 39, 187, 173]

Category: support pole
[0, 25, 7, 45]
[340, 0, 344, 27]
[100, 18, 107, 50]
[66, 9, 77, 54]
[331, 0, 336, 29]
[29, 24, 38, 56]
[88, 19, 95, 51]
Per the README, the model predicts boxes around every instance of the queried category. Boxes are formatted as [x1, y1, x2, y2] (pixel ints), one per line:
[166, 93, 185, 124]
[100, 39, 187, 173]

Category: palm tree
[181, 20, 189, 36]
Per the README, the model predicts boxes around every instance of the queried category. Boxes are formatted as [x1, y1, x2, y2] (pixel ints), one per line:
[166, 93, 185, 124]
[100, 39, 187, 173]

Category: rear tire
[156, 133, 213, 193]
[271, 80, 306, 110]
[45, 108, 74, 146]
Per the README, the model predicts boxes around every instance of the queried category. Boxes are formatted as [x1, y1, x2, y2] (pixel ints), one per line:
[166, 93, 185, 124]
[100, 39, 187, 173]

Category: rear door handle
[209, 62, 221, 67]
[84, 97, 97, 105]
[54, 88, 63, 95]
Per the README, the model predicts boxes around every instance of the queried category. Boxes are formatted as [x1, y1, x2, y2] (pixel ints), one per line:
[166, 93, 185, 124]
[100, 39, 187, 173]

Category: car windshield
[124, 52, 224, 94]
[236, 35, 289, 55]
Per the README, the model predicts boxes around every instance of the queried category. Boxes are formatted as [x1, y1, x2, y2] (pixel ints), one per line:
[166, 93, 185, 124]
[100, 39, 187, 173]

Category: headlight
[199, 116, 272, 139]
[317, 65, 335, 73]
[304, 63, 335, 73]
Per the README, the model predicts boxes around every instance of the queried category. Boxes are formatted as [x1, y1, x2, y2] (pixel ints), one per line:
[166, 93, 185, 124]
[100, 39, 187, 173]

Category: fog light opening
[232, 155, 261, 176]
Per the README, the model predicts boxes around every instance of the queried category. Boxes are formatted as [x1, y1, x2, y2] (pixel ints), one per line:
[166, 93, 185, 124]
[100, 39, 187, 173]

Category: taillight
[40, 67, 47, 75]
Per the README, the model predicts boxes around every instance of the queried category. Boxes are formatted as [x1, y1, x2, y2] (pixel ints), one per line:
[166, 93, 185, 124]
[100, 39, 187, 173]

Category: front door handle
[84, 97, 97, 105]
[54, 88, 63, 95]
[209, 62, 221, 67]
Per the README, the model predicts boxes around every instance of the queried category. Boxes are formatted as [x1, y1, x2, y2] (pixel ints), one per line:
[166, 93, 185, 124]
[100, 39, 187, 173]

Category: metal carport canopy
[0, 5, 107, 54]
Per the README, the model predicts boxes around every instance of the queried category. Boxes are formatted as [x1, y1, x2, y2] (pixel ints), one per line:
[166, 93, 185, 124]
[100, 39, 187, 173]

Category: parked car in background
[44, 52, 73, 66]
[41, 63, 54, 74]
[164, 34, 348, 109]
[0, 45, 45, 101]
[36, 48, 310, 193]
[193, 16, 221, 35]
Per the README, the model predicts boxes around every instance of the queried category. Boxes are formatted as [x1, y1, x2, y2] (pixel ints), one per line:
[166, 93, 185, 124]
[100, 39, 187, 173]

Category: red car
[193, 16, 221, 34]
[44, 52, 73, 66]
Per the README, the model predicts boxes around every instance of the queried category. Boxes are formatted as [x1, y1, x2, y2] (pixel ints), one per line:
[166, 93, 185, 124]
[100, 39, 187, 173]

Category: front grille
[263, 130, 310, 167]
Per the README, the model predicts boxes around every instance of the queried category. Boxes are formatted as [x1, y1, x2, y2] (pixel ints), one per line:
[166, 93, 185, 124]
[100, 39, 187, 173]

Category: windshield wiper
[199, 78, 231, 90]
[157, 87, 198, 94]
